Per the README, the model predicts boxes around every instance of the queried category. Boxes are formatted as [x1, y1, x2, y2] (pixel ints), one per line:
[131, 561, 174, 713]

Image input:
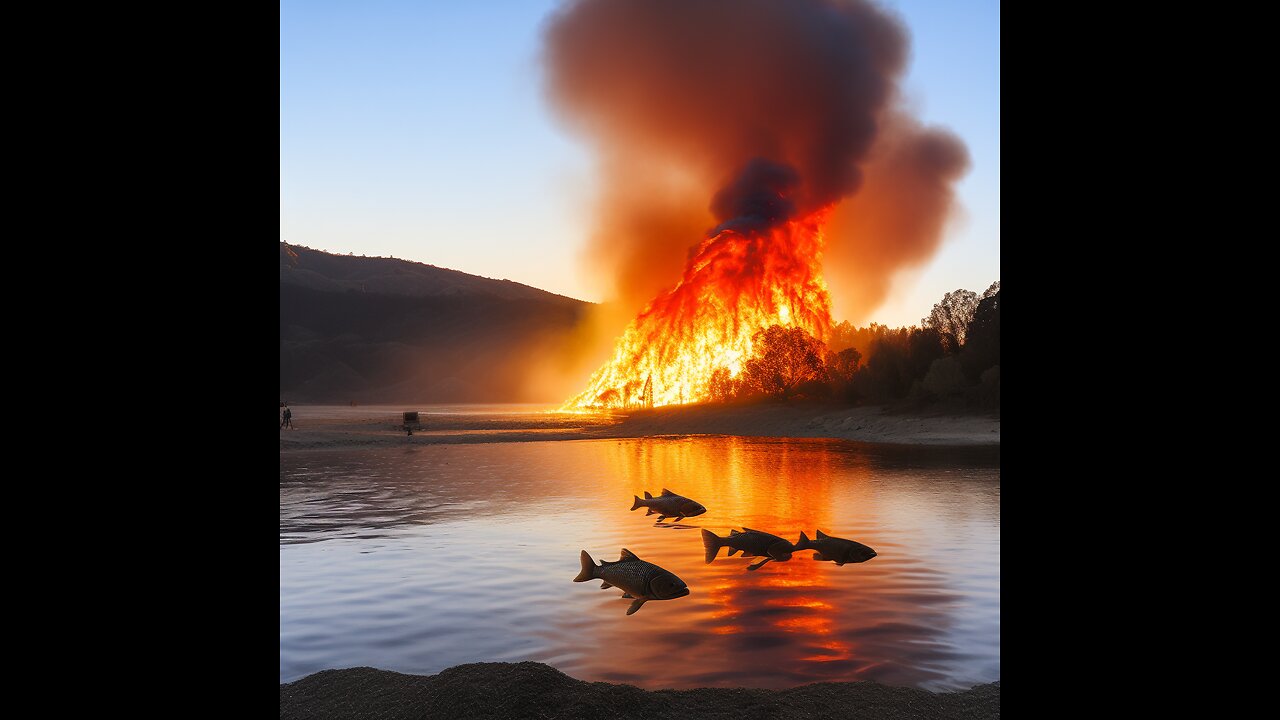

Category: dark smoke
[544, 0, 970, 322]
[709, 159, 800, 236]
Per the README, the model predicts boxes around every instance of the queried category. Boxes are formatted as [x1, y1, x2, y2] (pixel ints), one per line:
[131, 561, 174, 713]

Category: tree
[922, 288, 980, 353]
[960, 289, 1000, 381]
[828, 347, 863, 382]
[740, 325, 827, 397]
[826, 346, 863, 402]
[706, 367, 738, 402]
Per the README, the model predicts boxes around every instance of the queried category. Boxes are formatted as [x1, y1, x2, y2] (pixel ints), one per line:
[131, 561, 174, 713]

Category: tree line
[711, 281, 1000, 410]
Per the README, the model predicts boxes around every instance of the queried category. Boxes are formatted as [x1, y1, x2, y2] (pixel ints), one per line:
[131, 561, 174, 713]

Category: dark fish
[701, 527, 796, 571]
[630, 488, 707, 522]
[573, 548, 690, 615]
[795, 530, 877, 565]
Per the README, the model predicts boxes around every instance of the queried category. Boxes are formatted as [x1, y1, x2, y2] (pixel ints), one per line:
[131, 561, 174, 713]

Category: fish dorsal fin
[644, 491, 653, 499]
[660, 488, 676, 496]
[816, 529, 829, 539]
[741, 527, 760, 534]
[619, 548, 640, 562]
[729, 529, 741, 535]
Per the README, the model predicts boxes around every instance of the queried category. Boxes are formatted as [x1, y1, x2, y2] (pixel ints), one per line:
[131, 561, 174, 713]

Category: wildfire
[564, 209, 833, 409]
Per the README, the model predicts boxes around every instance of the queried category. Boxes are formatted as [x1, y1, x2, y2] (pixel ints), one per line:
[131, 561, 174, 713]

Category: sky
[280, 0, 998, 329]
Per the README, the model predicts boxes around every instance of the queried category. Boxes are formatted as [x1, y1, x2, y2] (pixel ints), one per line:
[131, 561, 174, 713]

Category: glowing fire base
[565, 212, 833, 409]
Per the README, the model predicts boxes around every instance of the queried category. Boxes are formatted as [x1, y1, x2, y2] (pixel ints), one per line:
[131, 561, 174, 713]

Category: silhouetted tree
[825, 346, 863, 402]
[740, 325, 827, 397]
[829, 321, 892, 356]
[855, 332, 909, 401]
[906, 326, 946, 378]
[960, 289, 1000, 382]
[923, 288, 980, 353]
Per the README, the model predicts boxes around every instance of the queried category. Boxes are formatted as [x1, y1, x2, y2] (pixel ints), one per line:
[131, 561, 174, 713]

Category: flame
[564, 209, 834, 409]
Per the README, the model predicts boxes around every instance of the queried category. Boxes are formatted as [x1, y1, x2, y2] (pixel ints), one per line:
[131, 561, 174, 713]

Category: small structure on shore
[401, 411, 420, 436]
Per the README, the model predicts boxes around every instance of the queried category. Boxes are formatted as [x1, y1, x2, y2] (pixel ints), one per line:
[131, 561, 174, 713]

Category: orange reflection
[800, 641, 853, 662]
[765, 597, 834, 609]
[552, 435, 964, 689]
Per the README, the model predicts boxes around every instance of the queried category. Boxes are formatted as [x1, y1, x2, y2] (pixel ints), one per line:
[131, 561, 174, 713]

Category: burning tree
[739, 325, 828, 398]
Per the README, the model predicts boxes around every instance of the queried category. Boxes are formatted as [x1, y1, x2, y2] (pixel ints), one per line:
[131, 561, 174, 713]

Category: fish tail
[795, 531, 811, 551]
[701, 529, 724, 564]
[630, 495, 643, 512]
[574, 550, 597, 582]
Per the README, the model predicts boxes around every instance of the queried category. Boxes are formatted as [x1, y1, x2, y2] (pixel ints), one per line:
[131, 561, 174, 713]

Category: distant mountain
[280, 243, 592, 403]
[280, 242, 582, 303]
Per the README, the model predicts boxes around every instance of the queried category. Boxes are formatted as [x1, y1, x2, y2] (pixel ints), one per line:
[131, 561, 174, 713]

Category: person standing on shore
[281, 406, 293, 430]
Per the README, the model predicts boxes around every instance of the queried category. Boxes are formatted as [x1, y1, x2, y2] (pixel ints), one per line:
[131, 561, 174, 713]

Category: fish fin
[574, 550, 597, 582]
[740, 552, 756, 558]
[657, 515, 668, 522]
[813, 553, 826, 561]
[835, 561, 846, 566]
[747, 558, 772, 571]
[600, 581, 613, 589]
[646, 508, 655, 516]
[660, 488, 675, 496]
[621, 593, 634, 598]
[619, 548, 640, 561]
[741, 526, 760, 534]
[630, 495, 643, 512]
[644, 491, 653, 499]
[626, 598, 648, 615]
[816, 529, 829, 539]
[796, 531, 811, 551]
[727, 548, 739, 556]
[729, 529, 741, 536]
[701, 529, 723, 563]
[674, 516, 684, 523]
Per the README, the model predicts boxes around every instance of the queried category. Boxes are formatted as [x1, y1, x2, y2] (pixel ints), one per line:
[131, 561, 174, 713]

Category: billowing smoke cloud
[544, 0, 969, 324]
[824, 115, 971, 323]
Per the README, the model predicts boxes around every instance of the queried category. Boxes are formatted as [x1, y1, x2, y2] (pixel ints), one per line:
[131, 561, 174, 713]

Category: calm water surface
[280, 431, 999, 690]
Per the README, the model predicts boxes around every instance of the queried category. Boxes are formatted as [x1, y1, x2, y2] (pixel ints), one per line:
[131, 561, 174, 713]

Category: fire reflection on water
[557, 436, 995, 690]
[280, 434, 998, 691]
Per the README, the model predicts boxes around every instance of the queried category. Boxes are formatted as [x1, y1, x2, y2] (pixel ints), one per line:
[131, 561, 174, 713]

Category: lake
[280, 425, 999, 691]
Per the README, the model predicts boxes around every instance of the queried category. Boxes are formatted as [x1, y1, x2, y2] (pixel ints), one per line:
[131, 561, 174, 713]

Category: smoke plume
[544, 0, 970, 325]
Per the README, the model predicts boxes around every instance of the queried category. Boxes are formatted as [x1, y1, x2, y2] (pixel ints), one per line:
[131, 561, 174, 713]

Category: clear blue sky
[280, 0, 998, 328]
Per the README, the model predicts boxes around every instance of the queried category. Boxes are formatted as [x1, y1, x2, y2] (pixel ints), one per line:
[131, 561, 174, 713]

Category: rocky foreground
[280, 662, 1001, 720]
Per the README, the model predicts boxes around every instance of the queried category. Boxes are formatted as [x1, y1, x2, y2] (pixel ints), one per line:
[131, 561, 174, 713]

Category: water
[280, 433, 999, 690]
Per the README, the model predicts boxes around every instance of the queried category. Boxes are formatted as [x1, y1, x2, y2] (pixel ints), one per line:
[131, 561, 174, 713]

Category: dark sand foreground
[280, 662, 1000, 720]
[279, 402, 999, 451]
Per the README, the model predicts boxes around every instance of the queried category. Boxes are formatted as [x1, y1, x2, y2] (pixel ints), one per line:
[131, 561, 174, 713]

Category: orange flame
[564, 209, 834, 409]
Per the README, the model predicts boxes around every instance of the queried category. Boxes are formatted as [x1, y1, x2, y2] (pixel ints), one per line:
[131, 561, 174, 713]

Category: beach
[278, 401, 1000, 451]
[280, 662, 1000, 720]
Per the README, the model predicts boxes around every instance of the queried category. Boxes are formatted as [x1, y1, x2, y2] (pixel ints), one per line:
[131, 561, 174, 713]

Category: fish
[573, 548, 690, 615]
[701, 527, 796, 571]
[630, 488, 707, 522]
[795, 530, 878, 565]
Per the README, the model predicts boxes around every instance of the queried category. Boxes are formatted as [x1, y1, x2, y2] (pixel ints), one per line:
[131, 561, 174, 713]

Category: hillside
[280, 243, 592, 403]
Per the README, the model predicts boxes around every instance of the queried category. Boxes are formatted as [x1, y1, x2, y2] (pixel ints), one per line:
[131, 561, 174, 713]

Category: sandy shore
[280, 662, 1000, 720]
[278, 401, 999, 451]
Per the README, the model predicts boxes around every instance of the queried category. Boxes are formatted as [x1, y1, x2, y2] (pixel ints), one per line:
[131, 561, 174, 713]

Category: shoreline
[279, 662, 1000, 720]
[278, 402, 999, 452]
